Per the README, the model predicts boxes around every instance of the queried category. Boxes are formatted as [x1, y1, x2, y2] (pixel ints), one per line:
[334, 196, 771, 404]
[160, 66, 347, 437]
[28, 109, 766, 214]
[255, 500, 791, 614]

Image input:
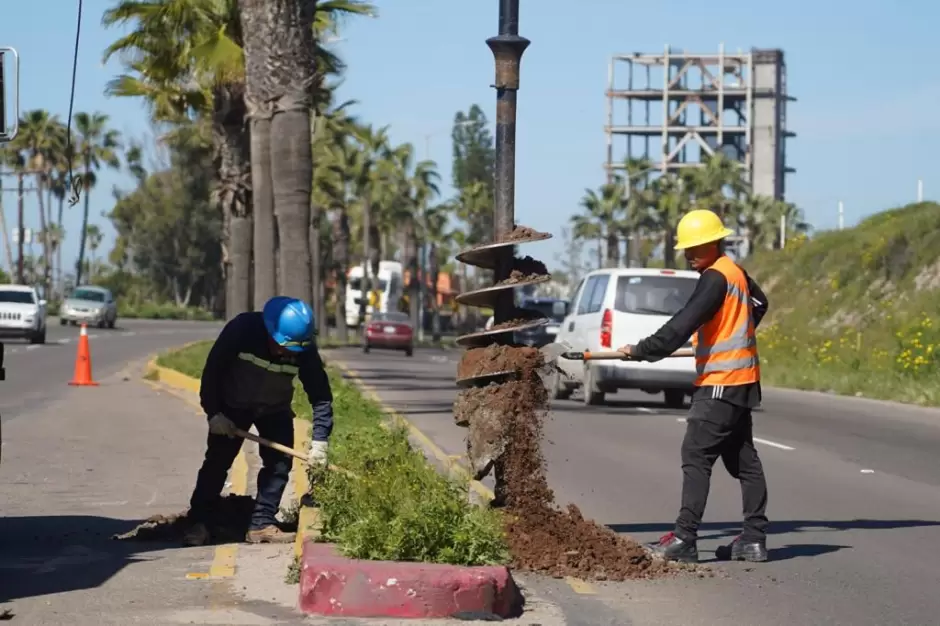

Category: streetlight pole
[487, 0, 529, 328]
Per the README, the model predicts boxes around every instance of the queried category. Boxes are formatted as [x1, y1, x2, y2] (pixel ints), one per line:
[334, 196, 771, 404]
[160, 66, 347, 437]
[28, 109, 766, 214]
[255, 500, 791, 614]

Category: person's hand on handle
[208, 413, 237, 438]
[618, 344, 634, 360]
[308, 440, 329, 467]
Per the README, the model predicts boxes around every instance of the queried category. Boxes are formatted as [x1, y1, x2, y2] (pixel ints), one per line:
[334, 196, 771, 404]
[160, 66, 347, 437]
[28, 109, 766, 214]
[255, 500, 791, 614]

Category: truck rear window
[614, 275, 697, 316]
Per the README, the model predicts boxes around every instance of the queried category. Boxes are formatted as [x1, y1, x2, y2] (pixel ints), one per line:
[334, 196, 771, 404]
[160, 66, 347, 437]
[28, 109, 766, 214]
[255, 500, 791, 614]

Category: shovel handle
[233, 427, 307, 462]
[561, 347, 695, 361]
[232, 427, 361, 480]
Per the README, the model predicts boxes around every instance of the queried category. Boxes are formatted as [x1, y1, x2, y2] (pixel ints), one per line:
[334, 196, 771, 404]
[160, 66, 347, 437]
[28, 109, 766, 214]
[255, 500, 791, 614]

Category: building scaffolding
[604, 44, 795, 199]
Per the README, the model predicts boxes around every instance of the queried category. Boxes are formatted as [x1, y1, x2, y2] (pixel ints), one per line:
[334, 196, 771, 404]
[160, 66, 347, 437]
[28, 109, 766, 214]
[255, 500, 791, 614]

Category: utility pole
[838, 200, 844, 230]
[917, 179, 924, 203]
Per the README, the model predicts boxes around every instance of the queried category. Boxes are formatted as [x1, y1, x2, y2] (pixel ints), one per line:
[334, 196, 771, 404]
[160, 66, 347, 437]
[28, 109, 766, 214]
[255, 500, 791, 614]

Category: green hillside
[745, 201, 940, 405]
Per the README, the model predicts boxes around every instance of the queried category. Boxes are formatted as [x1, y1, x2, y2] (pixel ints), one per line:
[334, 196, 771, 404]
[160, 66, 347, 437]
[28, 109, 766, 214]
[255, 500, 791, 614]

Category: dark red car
[363, 312, 414, 357]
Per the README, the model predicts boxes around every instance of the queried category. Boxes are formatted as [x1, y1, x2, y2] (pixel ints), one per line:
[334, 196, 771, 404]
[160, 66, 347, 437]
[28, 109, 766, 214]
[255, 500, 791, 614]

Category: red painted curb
[299, 541, 522, 618]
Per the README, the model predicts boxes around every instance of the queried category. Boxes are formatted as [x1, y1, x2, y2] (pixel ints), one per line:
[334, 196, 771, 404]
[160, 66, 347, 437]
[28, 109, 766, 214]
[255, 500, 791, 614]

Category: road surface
[0, 321, 571, 624]
[328, 346, 940, 626]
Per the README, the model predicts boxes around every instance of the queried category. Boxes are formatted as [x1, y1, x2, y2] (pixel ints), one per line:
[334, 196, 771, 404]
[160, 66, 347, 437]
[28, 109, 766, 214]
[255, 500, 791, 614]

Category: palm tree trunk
[405, 220, 419, 328]
[333, 210, 350, 341]
[358, 202, 371, 324]
[213, 88, 253, 318]
[34, 177, 51, 295]
[270, 107, 313, 302]
[56, 196, 64, 295]
[429, 243, 441, 342]
[0, 175, 13, 274]
[249, 110, 277, 310]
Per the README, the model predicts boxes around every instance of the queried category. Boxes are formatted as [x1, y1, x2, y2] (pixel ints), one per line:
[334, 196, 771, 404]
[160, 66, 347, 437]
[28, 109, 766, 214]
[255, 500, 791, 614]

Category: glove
[308, 440, 329, 467]
[208, 413, 237, 438]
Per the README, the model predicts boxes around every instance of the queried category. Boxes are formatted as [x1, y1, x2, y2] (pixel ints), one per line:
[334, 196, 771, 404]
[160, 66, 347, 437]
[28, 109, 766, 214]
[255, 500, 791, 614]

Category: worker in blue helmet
[183, 296, 334, 546]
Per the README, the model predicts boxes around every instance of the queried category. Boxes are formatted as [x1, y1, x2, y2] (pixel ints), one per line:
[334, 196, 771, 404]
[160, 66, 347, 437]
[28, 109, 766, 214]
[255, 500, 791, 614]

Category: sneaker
[716, 535, 768, 562]
[245, 525, 296, 544]
[183, 522, 210, 547]
[648, 532, 699, 563]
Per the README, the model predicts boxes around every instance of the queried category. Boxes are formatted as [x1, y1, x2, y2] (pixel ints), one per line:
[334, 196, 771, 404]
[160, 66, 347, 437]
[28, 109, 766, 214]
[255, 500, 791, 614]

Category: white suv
[0, 285, 47, 344]
[550, 268, 699, 408]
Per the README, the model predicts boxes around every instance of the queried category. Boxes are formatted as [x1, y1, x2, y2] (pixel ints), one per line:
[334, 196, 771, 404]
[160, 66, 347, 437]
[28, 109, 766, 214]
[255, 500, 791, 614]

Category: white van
[345, 261, 404, 328]
[551, 267, 700, 408]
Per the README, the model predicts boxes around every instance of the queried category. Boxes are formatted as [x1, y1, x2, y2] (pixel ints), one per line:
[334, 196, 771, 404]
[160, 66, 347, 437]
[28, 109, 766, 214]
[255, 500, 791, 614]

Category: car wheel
[30, 327, 46, 345]
[582, 365, 605, 406]
[59, 318, 68, 326]
[550, 368, 573, 400]
[405, 347, 413, 357]
[362, 343, 370, 354]
[107, 318, 116, 329]
[664, 389, 686, 409]
[98, 319, 106, 329]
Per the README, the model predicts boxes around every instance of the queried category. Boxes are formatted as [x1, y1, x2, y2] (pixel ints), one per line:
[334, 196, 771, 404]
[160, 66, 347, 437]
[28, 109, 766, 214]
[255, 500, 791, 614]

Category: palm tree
[422, 202, 452, 341]
[72, 112, 121, 286]
[648, 173, 689, 268]
[577, 180, 626, 268]
[86, 224, 104, 277]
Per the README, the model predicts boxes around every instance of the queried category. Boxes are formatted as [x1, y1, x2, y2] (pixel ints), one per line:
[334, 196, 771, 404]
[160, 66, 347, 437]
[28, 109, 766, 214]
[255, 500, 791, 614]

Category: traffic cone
[68, 323, 99, 387]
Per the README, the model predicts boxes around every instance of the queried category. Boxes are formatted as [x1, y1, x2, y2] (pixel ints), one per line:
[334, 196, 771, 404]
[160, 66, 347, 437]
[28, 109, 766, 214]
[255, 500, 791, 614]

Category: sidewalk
[0, 361, 239, 624]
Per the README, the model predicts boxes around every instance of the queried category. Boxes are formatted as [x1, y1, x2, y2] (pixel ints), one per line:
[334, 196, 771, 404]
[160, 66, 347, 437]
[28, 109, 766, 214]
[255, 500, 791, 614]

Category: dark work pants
[675, 398, 769, 542]
[189, 410, 295, 530]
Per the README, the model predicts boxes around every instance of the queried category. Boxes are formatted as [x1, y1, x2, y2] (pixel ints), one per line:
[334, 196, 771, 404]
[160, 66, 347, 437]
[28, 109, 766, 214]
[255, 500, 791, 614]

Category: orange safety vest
[691, 256, 760, 387]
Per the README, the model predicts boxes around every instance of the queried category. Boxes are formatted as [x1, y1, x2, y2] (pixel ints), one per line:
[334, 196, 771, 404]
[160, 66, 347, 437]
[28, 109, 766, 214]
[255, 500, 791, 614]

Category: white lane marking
[860, 469, 874, 474]
[675, 417, 794, 450]
[25, 345, 39, 351]
[429, 355, 448, 364]
[635, 407, 656, 414]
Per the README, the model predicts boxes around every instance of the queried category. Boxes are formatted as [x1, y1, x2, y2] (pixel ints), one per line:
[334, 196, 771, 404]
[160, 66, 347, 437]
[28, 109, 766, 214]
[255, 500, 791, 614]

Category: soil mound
[475, 345, 687, 581]
[112, 495, 296, 544]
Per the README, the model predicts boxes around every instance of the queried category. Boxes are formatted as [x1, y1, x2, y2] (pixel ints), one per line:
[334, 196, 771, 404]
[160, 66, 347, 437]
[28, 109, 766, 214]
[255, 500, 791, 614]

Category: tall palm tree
[14, 110, 68, 293]
[577, 180, 626, 268]
[422, 202, 452, 341]
[72, 112, 121, 286]
[649, 173, 689, 268]
[86, 224, 104, 277]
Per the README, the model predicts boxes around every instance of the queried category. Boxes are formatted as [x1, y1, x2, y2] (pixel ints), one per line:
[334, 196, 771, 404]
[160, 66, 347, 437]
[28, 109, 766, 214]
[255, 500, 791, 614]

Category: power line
[64, 0, 84, 207]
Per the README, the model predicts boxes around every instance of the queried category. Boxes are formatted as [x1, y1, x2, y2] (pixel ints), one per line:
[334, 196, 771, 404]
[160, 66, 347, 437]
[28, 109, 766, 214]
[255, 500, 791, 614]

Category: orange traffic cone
[68, 323, 99, 387]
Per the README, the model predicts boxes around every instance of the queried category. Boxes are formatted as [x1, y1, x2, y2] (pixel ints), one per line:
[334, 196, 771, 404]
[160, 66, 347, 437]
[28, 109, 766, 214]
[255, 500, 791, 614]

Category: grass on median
[156, 340, 510, 567]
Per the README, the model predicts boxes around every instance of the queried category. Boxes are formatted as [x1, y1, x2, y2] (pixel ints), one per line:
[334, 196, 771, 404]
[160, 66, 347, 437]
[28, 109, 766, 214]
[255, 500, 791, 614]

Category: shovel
[231, 427, 360, 480]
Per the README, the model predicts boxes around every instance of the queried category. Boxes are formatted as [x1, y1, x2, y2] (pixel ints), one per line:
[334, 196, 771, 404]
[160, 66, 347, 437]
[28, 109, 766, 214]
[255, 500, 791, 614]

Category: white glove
[308, 440, 329, 466]
[208, 413, 237, 438]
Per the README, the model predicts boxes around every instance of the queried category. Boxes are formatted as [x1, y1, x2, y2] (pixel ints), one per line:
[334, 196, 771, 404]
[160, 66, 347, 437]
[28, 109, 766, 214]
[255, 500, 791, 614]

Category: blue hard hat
[262, 296, 316, 352]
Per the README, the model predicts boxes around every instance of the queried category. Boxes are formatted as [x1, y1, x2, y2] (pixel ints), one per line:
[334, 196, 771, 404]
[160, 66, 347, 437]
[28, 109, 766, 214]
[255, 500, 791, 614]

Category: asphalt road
[328, 346, 940, 626]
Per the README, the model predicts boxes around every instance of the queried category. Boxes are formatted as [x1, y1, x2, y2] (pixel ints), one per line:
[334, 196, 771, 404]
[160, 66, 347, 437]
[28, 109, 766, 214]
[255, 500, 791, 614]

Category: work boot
[183, 522, 210, 547]
[245, 525, 296, 544]
[648, 532, 699, 563]
[716, 535, 768, 562]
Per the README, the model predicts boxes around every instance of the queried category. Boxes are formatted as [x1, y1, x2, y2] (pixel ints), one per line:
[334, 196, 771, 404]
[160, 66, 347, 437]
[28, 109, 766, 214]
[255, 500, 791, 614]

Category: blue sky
[2, 0, 938, 275]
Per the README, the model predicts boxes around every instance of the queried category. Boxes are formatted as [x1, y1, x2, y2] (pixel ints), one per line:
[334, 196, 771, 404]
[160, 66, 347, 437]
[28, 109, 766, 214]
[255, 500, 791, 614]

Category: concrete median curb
[299, 542, 522, 619]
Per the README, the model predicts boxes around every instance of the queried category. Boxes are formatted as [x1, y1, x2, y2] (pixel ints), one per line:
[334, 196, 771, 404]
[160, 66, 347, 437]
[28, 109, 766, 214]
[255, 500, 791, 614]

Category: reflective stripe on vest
[237, 352, 299, 375]
[692, 256, 760, 386]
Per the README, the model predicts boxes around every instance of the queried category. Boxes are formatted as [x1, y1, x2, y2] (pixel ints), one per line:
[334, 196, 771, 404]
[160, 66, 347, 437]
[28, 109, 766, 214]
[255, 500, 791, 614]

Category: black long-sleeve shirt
[200, 312, 334, 441]
[631, 262, 769, 408]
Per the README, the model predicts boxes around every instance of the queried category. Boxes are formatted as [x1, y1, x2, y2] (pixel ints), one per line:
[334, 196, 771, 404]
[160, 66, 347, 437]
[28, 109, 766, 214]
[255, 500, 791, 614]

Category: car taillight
[600, 308, 612, 348]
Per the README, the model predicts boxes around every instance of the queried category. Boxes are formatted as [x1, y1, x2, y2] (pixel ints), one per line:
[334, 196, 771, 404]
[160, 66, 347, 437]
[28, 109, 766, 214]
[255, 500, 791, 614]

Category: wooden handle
[562, 347, 695, 361]
[234, 427, 307, 462]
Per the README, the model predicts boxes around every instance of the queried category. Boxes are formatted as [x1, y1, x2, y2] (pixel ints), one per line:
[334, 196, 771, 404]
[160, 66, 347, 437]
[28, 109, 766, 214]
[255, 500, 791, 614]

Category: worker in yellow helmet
[618, 209, 770, 564]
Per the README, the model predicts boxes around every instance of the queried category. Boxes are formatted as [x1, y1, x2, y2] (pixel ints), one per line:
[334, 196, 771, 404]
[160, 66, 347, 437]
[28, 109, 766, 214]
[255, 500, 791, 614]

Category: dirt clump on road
[112, 495, 296, 544]
[476, 345, 682, 581]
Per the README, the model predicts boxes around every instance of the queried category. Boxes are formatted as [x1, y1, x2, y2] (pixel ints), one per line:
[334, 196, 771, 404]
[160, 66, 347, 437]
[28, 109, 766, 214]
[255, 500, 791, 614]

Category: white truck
[345, 260, 404, 328]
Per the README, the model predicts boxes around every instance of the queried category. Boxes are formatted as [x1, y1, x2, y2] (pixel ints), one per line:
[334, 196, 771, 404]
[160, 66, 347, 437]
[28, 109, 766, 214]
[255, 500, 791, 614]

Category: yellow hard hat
[674, 209, 734, 250]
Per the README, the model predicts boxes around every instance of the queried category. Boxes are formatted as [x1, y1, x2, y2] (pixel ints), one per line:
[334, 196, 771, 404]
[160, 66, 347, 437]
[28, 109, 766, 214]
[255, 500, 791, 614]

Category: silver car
[60, 286, 118, 329]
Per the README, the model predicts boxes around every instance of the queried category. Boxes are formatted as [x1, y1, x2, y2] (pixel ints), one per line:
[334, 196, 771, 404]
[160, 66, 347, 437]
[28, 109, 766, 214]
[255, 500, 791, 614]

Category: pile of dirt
[512, 255, 548, 276]
[474, 345, 684, 581]
[499, 225, 549, 242]
[111, 495, 294, 544]
[457, 344, 542, 379]
[496, 271, 547, 286]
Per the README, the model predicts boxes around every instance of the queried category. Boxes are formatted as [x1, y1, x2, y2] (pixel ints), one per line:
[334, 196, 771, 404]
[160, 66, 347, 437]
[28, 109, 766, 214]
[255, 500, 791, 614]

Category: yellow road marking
[564, 576, 598, 595]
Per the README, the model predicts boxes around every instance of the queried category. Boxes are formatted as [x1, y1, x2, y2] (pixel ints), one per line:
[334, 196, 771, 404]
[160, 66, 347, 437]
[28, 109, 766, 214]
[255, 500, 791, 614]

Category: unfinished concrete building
[604, 44, 795, 199]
